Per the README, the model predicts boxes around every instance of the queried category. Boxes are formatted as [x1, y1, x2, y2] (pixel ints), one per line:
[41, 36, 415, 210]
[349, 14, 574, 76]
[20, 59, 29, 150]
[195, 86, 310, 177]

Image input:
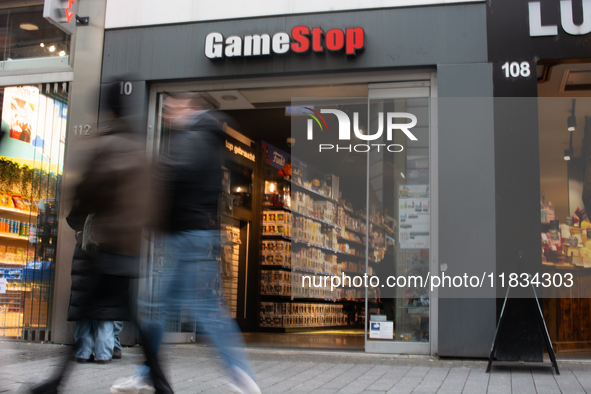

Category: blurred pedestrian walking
[27, 81, 159, 393]
[110, 93, 260, 394]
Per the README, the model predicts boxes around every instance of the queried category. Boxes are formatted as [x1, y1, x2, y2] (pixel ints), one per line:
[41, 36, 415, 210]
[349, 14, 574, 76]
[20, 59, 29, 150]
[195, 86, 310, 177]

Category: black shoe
[28, 378, 60, 394]
[112, 347, 122, 359]
[75, 354, 94, 363]
[95, 358, 112, 364]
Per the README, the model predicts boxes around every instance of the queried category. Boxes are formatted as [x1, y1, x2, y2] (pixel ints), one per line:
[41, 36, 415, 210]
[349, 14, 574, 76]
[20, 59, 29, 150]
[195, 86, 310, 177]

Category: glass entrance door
[365, 86, 432, 354]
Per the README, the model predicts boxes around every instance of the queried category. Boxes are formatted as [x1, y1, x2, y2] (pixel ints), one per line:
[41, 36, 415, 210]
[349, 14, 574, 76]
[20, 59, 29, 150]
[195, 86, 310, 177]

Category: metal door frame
[144, 70, 439, 355]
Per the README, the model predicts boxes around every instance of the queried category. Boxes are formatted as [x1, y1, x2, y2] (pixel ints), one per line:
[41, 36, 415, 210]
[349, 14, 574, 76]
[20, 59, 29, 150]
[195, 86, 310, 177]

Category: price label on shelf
[0, 278, 6, 294]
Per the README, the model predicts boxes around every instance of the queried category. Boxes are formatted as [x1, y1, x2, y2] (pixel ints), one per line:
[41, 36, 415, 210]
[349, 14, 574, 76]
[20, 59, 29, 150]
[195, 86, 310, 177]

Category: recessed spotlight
[59, 51, 66, 57]
[222, 95, 237, 101]
[19, 23, 38, 31]
[40, 43, 45, 48]
[49, 45, 55, 52]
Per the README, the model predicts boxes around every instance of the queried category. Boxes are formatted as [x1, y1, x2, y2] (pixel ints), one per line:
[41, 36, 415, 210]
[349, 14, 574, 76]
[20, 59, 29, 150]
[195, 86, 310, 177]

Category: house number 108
[501, 61, 531, 78]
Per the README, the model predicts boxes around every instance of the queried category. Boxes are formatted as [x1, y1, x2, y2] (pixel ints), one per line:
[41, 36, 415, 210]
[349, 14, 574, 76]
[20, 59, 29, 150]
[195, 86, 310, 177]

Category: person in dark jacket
[66, 209, 128, 363]
[110, 93, 260, 394]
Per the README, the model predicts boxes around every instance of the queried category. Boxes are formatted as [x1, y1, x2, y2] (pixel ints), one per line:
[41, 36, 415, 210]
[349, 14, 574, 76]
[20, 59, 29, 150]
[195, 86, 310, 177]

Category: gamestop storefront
[97, 1, 497, 357]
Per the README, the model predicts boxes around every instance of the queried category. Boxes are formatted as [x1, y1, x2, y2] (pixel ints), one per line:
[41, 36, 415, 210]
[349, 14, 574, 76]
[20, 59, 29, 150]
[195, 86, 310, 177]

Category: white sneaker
[110, 375, 156, 394]
[228, 367, 261, 394]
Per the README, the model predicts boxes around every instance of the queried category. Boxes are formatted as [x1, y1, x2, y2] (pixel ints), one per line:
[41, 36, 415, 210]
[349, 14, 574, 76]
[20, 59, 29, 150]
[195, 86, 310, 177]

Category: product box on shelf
[541, 202, 555, 222]
[325, 174, 339, 201]
[259, 301, 347, 328]
[261, 240, 291, 267]
[262, 210, 292, 237]
[261, 270, 291, 296]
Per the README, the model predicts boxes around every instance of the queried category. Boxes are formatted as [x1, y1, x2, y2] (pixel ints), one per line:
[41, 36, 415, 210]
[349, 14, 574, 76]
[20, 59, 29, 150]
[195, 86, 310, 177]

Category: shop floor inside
[242, 328, 365, 350]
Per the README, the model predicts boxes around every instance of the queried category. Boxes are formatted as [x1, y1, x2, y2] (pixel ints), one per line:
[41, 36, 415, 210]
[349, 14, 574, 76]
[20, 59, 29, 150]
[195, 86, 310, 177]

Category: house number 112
[73, 125, 91, 135]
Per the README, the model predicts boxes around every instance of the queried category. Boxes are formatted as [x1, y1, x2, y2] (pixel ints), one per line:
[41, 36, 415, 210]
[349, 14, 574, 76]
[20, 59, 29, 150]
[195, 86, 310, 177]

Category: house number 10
[119, 81, 132, 95]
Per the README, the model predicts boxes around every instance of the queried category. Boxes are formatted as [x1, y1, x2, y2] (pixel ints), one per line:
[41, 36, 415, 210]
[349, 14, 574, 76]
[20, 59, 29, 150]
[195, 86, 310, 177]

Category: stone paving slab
[0, 341, 590, 393]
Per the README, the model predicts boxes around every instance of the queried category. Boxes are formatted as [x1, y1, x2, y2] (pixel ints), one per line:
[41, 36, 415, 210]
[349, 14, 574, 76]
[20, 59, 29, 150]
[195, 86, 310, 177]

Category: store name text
[205, 26, 364, 59]
[529, 0, 591, 36]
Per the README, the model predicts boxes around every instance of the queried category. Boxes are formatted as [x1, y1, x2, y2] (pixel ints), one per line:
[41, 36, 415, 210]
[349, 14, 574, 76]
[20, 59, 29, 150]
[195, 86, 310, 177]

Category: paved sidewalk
[1, 341, 590, 393]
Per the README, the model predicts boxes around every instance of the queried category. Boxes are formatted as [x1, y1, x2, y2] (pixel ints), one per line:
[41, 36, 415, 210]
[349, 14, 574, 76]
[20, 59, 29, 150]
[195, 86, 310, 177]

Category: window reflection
[0, 6, 70, 62]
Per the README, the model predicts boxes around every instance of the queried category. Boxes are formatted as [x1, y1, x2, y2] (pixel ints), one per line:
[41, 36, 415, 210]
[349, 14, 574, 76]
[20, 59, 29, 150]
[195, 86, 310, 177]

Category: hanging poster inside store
[399, 184, 430, 249]
[3, 86, 39, 144]
[262, 141, 291, 171]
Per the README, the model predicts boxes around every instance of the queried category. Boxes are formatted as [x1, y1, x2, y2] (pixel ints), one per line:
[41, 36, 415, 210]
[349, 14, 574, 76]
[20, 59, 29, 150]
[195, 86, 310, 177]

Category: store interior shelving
[259, 151, 386, 331]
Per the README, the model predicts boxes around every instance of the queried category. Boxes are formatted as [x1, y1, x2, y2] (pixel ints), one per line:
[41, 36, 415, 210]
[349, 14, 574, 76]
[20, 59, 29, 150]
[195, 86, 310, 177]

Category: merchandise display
[260, 302, 347, 328]
[261, 240, 291, 267]
[540, 202, 591, 267]
[0, 190, 42, 338]
[220, 225, 240, 318]
[262, 210, 292, 238]
[0, 195, 57, 338]
[258, 143, 390, 330]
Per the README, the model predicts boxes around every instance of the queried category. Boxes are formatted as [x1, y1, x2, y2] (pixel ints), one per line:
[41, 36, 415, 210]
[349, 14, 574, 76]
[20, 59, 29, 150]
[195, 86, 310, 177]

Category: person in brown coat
[28, 82, 170, 393]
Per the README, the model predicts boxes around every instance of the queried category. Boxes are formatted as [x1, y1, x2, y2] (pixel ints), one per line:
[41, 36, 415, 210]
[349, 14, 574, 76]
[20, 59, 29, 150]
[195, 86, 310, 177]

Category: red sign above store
[205, 26, 365, 59]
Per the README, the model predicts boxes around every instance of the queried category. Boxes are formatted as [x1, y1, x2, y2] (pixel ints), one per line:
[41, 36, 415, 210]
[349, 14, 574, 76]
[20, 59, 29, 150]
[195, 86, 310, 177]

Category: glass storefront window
[290, 89, 431, 353]
[0, 6, 71, 62]
[367, 94, 430, 346]
[0, 84, 67, 340]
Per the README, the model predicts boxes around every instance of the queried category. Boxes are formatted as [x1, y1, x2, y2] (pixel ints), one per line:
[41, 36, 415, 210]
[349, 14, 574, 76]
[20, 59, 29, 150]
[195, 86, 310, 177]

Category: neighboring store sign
[43, 0, 79, 35]
[205, 26, 364, 59]
[488, 0, 591, 95]
[529, 0, 591, 36]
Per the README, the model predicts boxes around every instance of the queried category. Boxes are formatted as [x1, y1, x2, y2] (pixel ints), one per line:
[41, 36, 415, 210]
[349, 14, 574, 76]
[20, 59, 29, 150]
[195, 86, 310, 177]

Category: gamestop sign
[205, 26, 365, 59]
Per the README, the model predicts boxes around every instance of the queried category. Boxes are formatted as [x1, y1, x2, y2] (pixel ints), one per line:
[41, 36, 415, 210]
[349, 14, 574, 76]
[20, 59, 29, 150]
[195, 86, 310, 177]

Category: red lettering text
[346, 28, 364, 56]
[326, 29, 344, 51]
[311, 27, 324, 52]
[291, 26, 310, 53]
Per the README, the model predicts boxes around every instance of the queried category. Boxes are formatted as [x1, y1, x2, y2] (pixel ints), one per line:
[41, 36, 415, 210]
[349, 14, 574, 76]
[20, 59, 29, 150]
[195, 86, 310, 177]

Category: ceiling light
[39, 43, 44, 47]
[19, 23, 38, 31]
[59, 51, 65, 57]
[568, 115, 576, 131]
[564, 149, 572, 161]
[49, 45, 55, 52]
[222, 95, 237, 101]
[400, 172, 405, 178]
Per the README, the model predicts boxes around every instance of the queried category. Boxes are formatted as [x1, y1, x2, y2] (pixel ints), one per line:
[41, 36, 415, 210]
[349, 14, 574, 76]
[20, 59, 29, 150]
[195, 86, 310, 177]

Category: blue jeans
[113, 321, 123, 350]
[141, 229, 253, 379]
[74, 319, 114, 361]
